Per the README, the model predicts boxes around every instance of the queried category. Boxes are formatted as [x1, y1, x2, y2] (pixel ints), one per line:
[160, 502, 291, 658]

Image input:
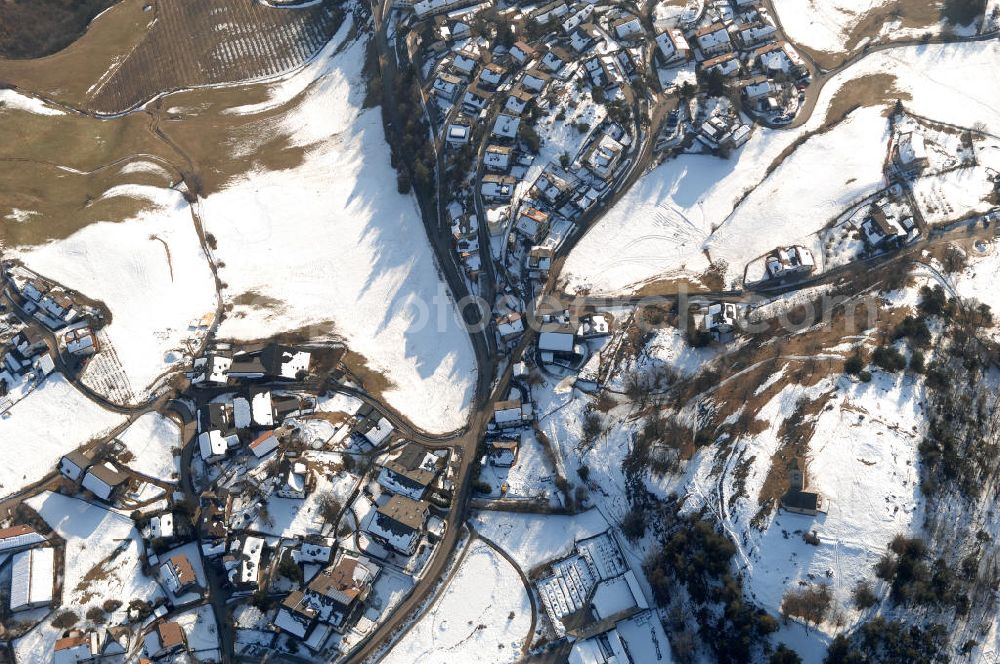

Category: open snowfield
[381, 539, 531, 664]
[472, 509, 611, 572]
[771, 0, 892, 55]
[117, 412, 181, 481]
[955, 244, 1000, 315]
[17, 491, 161, 659]
[562, 40, 1000, 296]
[201, 23, 476, 434]
[14, 186, 217, 399]
[0, 374, 123, 498]
[0, 89, 65, 116]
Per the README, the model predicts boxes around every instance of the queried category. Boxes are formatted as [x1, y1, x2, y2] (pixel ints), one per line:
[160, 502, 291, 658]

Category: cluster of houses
[417, 0, 646, 301]
[267, 440, 452, 653]
[191, 343, 312, 386]
[679, 0, 809, 124]
[0, 265, 102, 405]
[0, 328, 55, 399]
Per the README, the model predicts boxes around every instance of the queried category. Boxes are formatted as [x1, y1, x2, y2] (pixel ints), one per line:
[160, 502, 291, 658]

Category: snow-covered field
[0, 375, 123, 498]
[201, 22, 476, 434]
[381, 540, 531, 664]
[472, 510, 611, 572]
[562, 40, 1000, 295]
[14, 187, 217, 399]
[772, 0, 981, 58]
[17, 492, 161, 659]
[117, 412, 181, 481]
[0, 89, 65, 116]
[955, 244, 1000, 315]
[771, 0, 893, 55]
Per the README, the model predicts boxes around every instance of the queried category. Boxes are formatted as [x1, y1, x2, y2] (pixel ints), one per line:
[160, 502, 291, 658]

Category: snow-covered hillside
[201, 21, 477, 434]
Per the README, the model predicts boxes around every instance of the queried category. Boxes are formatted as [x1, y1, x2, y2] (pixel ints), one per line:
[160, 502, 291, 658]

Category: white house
[53, 634, 100, 664]
[0, 525, 45, 554]
[192, 354, 231, 385]
[59, 449, 94, 481]
[491, 114, 521, 139]
[655, 29, 690, 63]
[277, 463, 309, 499]
[613, 15, 643, 39]
[484, 145, 512, 172]
[252, 391, 274, 427]
[82, 463, 129, 502]
[364, 417, 394, 447]
[150, 514, 175, 541]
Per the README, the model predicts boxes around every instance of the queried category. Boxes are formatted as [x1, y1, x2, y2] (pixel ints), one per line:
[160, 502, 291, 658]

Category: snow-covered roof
[252, 392, 274, 427]
[538, 330, 576, 353]
[250, 431, 279, 458]
[364, 417, 394, 446]
[233, 397, 252, 429]
[280, 350, 311, 379]
[199, 431, 228, 461]
[10, 546, 53, 611]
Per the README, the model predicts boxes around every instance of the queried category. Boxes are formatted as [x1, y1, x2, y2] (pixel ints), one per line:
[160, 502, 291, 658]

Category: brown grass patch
[826, 73, 911, 124]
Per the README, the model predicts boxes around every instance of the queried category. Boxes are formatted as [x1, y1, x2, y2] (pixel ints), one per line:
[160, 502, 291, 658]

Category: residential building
[491, 114, 521, 140]
[695, 22, 731, 56]
[366, 494, 430, 554]
[484, 145, 513, 172]
[655, 29, 690, 63]
[199, 430, 230, 463]
[481, 174, 516, 201]
[781, 457, 825, 516]
[82, 463, 129, 502]
[377, 443, 443, 500]
[143, 621, 186, 658]
[702, 52, 740, 77]
[0, 525, 45, 554]
[514, 207, 550, 243]
[161, 554, 201, 596]
[60, 449, 95, 482]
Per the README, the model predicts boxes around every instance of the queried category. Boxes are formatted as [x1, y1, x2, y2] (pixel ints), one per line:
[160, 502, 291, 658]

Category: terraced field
[88, 0, 344, 113]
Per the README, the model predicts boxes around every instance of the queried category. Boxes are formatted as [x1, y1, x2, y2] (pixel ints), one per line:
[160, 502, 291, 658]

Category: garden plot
[249, 466, 357, 538]
[0, 375, 124, 499]
[175, 604, 222, 662]
[200, 28, 477, 434]
[380, 540, 531, 664]
[117, 412, 182, 482]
